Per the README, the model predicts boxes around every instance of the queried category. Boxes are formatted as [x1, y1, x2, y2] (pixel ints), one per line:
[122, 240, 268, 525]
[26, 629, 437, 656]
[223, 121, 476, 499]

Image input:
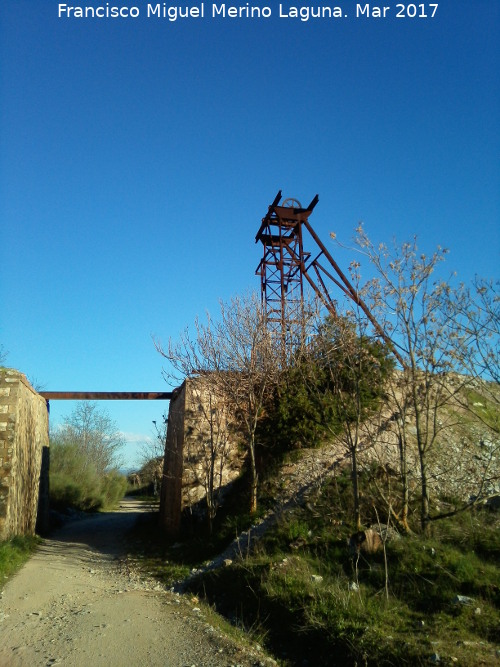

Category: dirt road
[0, 500, 271, 667]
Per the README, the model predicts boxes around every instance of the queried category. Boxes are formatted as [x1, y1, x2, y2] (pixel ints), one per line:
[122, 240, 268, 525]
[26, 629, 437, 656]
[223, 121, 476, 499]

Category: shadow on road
[43, 497, 159, 560]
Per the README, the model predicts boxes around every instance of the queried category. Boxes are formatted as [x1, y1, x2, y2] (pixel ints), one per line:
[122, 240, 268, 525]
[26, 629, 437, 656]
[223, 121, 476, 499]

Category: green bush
[100, 470, 128, 508]
[49, 440, 127, 512]
[50, 471, 103, 511]
[257, 322, 394, 466]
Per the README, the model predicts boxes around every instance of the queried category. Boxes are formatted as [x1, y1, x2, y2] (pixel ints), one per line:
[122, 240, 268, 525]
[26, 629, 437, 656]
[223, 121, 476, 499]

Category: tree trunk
[207, 505, 213, 535]
[412, 373, 431, 534]
[398, 433, 410, 532]
[351, 448, 361, 531]
[250, 471, 258, 514]
[249, 435, 258, 514]
[419, 453, 431, 534]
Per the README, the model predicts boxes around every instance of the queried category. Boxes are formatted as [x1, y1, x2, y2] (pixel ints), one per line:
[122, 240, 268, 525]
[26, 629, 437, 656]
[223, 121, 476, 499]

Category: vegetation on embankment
[128, 464, 500, 667]
[0, 535, 40, 584]
[49, 401, 128, 513]
[141, 262, 499, 665]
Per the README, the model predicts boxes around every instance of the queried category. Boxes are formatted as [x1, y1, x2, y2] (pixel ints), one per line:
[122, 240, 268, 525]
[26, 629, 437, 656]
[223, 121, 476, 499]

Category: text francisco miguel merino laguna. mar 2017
[57, 3, 440, 21]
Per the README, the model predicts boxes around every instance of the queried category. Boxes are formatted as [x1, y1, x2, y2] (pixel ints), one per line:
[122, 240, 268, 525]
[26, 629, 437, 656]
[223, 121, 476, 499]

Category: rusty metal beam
[255, 190, 282, 242]
[306, 194, 320, 211]
[39, 392, 172, 400]
[302, 218, 405, 366]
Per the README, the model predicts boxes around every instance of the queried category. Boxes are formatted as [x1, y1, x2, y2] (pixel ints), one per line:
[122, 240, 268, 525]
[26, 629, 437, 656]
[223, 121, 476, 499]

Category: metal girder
[39, 392, 173, 400]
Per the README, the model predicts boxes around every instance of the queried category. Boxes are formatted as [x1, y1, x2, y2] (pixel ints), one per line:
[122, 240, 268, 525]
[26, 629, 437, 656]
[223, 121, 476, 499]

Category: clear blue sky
[1, 1, 498, 468]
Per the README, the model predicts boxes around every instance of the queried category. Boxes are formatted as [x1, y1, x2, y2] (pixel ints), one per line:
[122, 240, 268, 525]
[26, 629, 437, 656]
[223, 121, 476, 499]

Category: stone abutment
[0, 369, 49, 541]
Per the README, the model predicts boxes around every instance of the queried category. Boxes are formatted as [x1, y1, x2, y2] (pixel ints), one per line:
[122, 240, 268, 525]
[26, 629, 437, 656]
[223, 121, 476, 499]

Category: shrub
[100, 470, 128, 508]
[49, 440, 127, 512]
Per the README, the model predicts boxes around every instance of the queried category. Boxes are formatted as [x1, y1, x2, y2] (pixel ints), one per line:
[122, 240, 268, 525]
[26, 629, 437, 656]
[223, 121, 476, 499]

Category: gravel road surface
[0, 500, 273, 667]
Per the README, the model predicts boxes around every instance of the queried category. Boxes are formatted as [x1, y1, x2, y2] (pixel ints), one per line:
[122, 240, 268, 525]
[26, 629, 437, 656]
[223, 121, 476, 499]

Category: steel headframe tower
[255, 192, 317, 348]
[255, 190, 402, 363]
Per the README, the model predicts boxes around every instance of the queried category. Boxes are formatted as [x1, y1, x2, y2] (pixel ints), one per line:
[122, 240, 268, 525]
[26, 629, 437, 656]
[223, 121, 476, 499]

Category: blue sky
[1, 1, 498, 468]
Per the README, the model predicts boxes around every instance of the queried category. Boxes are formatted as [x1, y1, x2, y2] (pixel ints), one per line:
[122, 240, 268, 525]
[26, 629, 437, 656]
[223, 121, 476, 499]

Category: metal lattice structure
[255, 190, 399, 359]
[255, 192, 316, 346]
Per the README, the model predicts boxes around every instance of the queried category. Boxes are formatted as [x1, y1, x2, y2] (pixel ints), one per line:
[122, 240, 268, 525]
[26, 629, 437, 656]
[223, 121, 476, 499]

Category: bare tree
[354, 228, 499, 532]
[155, 291, 282, 514]
[0, 345, 8, 366]
[461, 277, 499, 383]
[133, 414, 168, 494]
[137, 413, 168, 467]
[444, 277, 499, 432]
[53, 401, 124, 475]
[183, 377, 232, 532]
[306, 287, 394, 530]
[381, 372, 414, 532]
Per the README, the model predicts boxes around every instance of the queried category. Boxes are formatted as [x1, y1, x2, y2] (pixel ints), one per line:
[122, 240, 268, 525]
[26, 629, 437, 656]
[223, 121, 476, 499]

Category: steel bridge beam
[39, 392, 172, 400]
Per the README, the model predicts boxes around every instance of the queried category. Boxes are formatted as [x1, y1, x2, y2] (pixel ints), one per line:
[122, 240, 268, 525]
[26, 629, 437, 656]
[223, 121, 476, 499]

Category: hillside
[128, 376, 500, 666]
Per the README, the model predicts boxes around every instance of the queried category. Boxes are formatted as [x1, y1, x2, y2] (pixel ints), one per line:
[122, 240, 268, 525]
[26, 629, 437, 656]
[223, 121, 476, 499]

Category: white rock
[454, 595, 474, 605]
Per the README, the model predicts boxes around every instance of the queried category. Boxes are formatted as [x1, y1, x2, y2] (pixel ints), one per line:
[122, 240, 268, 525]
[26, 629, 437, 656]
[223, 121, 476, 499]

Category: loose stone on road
[0, 499, 271, 667]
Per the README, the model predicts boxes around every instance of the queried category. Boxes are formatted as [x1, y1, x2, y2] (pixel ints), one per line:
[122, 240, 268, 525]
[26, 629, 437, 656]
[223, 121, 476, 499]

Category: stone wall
[0, 369, 50, 541]
[159, 377, 244, 537]
[159, 383, 186, 536]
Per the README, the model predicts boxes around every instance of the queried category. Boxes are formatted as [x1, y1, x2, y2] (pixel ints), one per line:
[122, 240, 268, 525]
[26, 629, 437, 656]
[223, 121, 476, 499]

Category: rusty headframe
[255, 192, 318, 346]
[255, 191, 402, 363]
